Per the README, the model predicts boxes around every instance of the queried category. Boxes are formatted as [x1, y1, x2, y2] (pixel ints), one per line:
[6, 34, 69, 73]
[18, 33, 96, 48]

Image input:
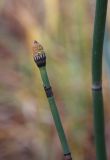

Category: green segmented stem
[92, 0, 108, 160]
[39, 66, 71, 155]
[33, 40, 72, 159]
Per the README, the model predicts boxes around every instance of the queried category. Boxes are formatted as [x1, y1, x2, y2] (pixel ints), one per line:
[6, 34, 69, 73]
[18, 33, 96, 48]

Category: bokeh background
[0, 0, 110, 160]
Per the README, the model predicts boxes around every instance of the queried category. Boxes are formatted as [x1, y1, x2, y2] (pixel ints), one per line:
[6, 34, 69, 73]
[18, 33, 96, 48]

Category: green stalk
[33, 41, 72, 160]
[40, 67, 71, 154]
[92, 0, 108, 160]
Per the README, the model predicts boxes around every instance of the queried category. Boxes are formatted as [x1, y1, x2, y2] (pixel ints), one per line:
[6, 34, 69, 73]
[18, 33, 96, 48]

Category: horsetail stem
[92, 0, 108, 160]
[33, 41, 72, 160]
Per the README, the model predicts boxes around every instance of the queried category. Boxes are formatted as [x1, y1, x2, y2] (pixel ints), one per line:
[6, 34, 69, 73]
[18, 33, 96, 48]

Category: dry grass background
[0, 0, 110, 160]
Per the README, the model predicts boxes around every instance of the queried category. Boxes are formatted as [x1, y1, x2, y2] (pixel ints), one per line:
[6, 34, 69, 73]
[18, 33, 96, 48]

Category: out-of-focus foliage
[0, 0, 110, 160]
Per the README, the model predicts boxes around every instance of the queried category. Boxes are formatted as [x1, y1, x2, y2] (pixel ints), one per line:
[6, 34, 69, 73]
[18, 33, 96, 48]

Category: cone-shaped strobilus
[32, 41, 72, 160]
[92, 0, 108, 160]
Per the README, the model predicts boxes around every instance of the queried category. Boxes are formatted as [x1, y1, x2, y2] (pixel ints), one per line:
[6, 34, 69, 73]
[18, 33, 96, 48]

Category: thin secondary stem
[33, 41, 72, 160]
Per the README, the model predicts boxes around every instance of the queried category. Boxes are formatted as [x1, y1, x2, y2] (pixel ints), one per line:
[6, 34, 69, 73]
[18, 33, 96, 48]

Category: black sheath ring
[34, 53, 46, 68]
[92, 84, 102, 91]
[64, 153, 72, 160]
[44, 86, 53, 97]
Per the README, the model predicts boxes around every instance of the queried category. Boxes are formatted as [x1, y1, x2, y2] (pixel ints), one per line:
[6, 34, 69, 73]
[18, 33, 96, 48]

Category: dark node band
[64, 153, 72, 160]
[92, 83, 102, 91]
[34, 52, 46, 67]
[44, 86, 53, 97]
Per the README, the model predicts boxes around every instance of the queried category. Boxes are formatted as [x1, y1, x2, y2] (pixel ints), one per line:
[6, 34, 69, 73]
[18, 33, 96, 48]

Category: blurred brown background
[0, 0, 110, 160]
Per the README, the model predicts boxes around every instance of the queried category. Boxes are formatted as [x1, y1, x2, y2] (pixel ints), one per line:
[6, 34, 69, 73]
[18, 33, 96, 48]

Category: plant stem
[40, 67, 71, 156]
[33, 41, 72, 160]
[92, 0, 108, 160]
